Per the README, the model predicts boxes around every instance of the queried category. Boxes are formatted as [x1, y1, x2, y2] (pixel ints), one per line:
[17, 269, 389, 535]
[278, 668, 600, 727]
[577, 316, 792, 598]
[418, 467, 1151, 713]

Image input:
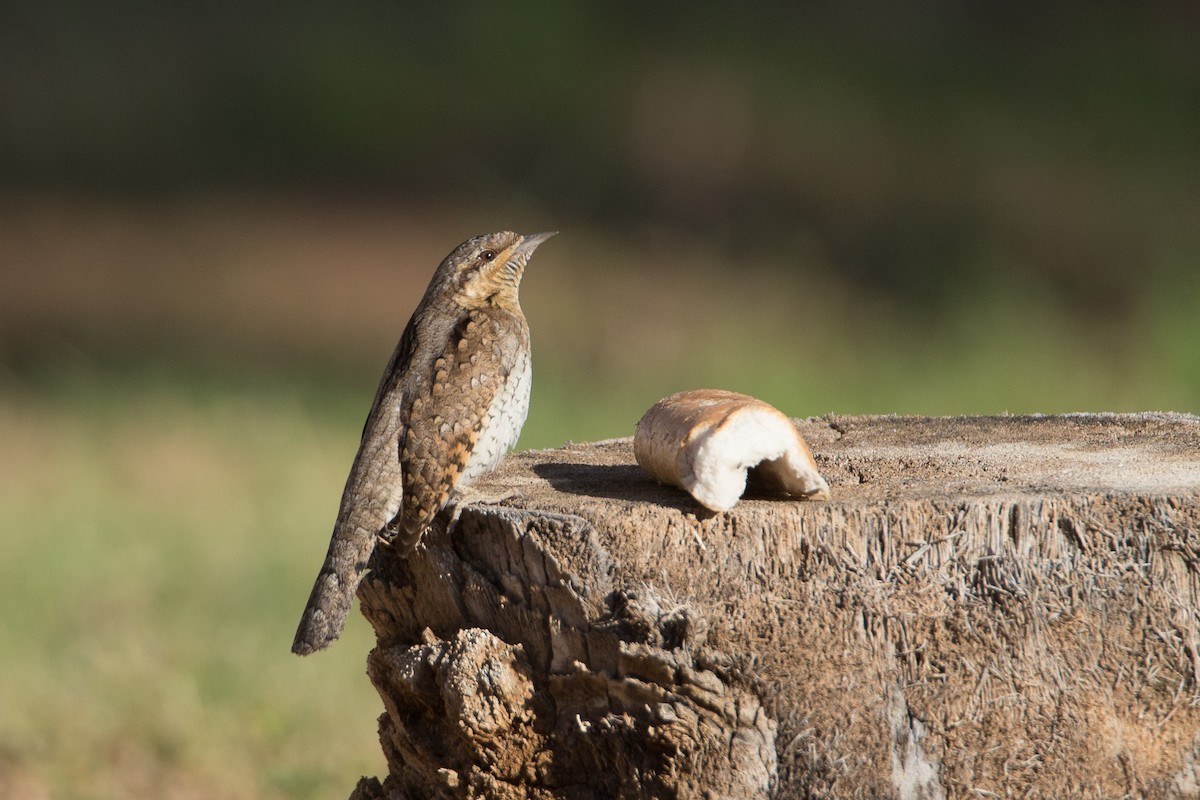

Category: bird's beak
[514, 231, 558, 258]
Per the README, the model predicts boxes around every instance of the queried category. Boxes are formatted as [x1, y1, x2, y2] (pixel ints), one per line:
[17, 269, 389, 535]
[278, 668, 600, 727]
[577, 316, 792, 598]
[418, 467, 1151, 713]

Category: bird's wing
[361, 307, 423, 441]
[394, 309, 525, 550]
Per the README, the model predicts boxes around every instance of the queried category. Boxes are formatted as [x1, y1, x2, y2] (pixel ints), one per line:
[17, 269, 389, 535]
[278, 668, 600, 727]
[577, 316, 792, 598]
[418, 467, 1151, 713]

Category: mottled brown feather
[395, 306, 528, 551]
[291, 230, 550, 656]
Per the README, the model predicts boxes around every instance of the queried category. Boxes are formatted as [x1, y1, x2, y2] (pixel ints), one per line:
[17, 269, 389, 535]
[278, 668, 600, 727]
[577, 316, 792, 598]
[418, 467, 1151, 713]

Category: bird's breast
[459, 345, 531, 487]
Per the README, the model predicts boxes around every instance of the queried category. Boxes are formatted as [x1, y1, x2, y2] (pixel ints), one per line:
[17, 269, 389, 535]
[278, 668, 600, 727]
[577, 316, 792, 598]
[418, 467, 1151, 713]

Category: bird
[291, 230, 556, 656]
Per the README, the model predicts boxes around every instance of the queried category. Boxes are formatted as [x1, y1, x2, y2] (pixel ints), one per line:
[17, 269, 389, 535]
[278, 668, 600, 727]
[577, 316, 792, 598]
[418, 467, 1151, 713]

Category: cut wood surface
[348, 413, 1200, 800]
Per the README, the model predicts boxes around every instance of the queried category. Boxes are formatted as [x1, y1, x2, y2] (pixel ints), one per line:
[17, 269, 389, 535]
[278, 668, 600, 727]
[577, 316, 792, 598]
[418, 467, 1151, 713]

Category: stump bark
[346, 413, 1200, 799]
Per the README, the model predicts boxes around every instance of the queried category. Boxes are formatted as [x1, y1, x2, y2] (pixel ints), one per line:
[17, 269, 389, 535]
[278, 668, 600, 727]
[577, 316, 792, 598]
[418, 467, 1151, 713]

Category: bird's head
[435, 230, 557, 310]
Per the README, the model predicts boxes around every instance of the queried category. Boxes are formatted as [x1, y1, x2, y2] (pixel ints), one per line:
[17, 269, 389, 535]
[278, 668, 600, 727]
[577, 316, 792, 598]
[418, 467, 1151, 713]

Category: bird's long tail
[291, 522, 377, 655]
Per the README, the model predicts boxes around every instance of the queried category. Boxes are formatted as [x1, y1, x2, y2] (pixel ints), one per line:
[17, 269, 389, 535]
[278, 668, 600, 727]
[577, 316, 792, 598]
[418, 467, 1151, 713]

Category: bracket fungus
[633, 389, 830, 512]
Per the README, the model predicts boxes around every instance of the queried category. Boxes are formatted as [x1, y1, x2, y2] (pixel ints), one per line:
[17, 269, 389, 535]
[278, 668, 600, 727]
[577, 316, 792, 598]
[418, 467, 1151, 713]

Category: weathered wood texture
[348, 413, 1200, 800]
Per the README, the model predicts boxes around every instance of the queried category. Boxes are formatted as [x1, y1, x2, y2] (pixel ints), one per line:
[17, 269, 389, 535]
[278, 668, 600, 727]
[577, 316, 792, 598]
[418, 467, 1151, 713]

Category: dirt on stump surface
[350, 413, 1200, 800]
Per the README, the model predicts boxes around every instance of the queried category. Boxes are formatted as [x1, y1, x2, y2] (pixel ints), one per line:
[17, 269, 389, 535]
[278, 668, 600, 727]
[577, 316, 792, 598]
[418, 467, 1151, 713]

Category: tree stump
[347, 413, 1200, 800]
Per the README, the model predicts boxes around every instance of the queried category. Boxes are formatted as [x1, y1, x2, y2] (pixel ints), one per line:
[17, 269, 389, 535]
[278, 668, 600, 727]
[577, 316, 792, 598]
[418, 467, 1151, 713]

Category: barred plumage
[291, 230, 554, 656]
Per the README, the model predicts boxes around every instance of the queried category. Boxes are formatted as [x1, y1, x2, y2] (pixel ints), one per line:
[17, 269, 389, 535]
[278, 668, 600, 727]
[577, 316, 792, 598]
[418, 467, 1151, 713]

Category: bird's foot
[375, 521, 401, 549]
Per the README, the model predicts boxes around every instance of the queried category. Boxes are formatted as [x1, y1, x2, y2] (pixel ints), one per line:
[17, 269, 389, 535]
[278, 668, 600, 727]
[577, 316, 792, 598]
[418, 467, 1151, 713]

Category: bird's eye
[481, 250, 496, 262]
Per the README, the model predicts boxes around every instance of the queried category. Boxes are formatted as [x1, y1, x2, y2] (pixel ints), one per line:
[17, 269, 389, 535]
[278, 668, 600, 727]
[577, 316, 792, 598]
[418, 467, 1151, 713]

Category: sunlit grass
[0, 387, 381, 800]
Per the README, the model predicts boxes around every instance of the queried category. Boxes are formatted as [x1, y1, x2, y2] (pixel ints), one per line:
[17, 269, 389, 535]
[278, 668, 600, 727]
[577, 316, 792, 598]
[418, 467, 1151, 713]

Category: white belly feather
[459, 348, 531, 487]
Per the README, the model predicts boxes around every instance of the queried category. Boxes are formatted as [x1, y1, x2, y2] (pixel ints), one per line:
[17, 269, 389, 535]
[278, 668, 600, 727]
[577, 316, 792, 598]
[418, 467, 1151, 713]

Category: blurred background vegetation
[1, 3, 1197, 798]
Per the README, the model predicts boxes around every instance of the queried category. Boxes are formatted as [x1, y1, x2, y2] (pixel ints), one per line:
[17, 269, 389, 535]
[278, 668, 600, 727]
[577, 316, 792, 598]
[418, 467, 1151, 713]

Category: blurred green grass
[0, 375, 382, 800]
